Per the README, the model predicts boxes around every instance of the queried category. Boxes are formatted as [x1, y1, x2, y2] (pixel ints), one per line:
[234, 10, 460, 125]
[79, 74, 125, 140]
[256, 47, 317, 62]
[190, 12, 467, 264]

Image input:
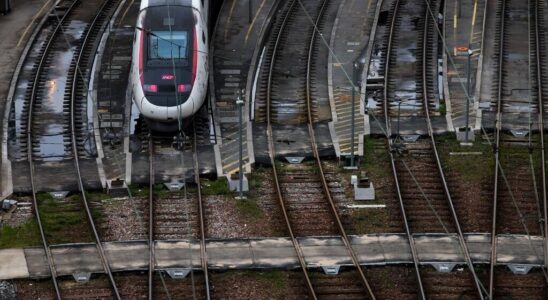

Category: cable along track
[259, 0, 377, 298]
[382, 0, 485, 299]
[24, 0, 121, 298]
[489, 0, 548, 298]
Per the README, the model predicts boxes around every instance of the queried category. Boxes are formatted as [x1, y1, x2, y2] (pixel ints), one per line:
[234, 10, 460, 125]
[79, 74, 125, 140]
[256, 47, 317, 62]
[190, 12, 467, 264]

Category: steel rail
[26, 1, 80, 299]
[148, 137, 155, 299]
[192, 121, 212, 300]
[69, 0, 121, 298]
[265, 0, 317, 298]
[304, 0, 375, 299]
[381, 1, 426, 298]
[419, 2, 485, 299]
[532, 0, 548, 271]
[489, 0, 507, 297]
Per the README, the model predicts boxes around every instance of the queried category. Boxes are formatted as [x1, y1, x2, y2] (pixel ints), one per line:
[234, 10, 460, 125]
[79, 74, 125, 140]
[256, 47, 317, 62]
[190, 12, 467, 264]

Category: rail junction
[0, 0, 547, 298]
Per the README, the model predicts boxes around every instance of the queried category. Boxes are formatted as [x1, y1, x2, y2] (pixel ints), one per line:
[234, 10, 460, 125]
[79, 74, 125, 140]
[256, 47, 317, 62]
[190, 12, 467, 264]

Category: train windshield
[148, 31, 189, 59]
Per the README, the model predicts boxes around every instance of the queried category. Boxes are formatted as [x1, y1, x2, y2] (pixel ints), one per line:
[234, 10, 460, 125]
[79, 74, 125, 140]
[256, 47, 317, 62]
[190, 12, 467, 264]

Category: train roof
[140, 0, 195, 10]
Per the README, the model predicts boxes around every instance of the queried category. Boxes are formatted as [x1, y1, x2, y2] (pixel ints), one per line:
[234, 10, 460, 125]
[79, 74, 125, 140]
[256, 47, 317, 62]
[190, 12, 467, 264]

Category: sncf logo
[162, 74, 174, 80]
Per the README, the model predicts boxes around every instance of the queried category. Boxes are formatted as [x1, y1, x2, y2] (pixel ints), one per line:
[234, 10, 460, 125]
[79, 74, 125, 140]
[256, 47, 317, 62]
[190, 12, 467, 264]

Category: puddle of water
[38, 124, 66, 160]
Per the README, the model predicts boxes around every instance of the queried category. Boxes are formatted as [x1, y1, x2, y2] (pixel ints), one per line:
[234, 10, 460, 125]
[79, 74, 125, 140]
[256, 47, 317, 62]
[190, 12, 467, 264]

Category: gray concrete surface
[328, 0, 376, 157]
[211, 0, 278, 176]
[1, 0, 53, 199]
[0, 233, 544, 280]
[443, 0, 486, 132]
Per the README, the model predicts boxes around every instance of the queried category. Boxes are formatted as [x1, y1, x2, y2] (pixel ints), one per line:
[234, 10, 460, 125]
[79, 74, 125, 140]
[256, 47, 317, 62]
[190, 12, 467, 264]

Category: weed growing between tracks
[201, 178, 231, 195]
[0, 219, 41, 248]
[211, 271, 291, 298]
[338, 137, 395, 234]
[235, 199, 263, 219]
[37, 193, 94, 244]
[437, 133, 495, 181]
[251, 271, 288, 291]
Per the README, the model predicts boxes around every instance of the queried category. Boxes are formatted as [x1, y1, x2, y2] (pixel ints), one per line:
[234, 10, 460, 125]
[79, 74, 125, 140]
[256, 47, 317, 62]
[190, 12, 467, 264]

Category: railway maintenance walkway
[0, 233, 544, 280]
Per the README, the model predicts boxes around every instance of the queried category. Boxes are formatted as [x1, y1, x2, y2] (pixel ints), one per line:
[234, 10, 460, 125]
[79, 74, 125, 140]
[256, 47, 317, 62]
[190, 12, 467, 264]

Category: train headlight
[177, 84, 192, 93]
[143, 84, 158, 93]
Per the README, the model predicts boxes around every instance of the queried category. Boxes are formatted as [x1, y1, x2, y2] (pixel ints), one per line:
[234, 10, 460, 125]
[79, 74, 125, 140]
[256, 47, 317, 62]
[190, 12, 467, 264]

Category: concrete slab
[155, 240, 201, 269]
[249, 238, 296, 268]
[23, 247, 49, 278]
[50, 244, 103, 276]
[443, 0, 487, 132]
[327, 0, 374, 157]
[0, 248, 29, 279]
[208, 240, 254, 269]
[0, 234, 545, 280]
[212, 0, 281, 177]
[104, 241, 148, 271]
[299, 237, 350, 267]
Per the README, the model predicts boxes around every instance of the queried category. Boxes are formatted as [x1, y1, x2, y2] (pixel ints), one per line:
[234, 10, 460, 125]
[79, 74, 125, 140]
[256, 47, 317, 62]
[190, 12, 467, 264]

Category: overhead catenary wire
[295, 0, 548, 297]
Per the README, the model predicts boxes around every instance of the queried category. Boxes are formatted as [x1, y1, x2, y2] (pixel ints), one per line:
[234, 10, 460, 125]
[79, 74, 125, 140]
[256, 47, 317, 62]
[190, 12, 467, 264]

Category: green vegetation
[360, 137, 391, 178]
[201, 178, 231, 195]
[436, 133, 495, 181]
[86, 191, 111, 202]
[236, 271, 287, 291]
[128, 184, 149, 197]
[351, 208, 390, 234]
[37, 193, 93, 244]
[438, 102, 447, 115]
[236, 198, 263, 219]
[0, 220, 41, 248]
[248, 171, 264, 190]
[153, 184, 172, 198]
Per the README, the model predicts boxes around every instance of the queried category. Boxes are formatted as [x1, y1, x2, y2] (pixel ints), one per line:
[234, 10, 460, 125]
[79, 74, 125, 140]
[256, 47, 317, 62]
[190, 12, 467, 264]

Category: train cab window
[148, 31, 189, 60]
[202, 31, 206, 43]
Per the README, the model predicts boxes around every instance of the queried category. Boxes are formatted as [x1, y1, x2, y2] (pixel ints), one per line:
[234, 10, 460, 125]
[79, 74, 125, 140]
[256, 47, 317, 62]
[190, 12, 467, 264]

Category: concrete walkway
[1, 233, 544, 280]
[443, 0, 486, 134]
[328, 0, 377, 158]
[211, 0, 279, 177]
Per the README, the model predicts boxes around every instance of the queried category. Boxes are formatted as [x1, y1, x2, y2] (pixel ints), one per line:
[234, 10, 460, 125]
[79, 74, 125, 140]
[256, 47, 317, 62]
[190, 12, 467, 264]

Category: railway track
[381, 0, 486, 298]
[533, 0, 548, 271]
[147, 123, 211, 299]
[23, 0, 121, 298]
[255, 0, 375, 298]
[489, 0, 548, 297]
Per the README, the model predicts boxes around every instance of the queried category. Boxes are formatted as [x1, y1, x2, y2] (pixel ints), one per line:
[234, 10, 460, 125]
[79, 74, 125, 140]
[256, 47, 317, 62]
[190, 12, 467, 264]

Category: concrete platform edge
[474, 0, 489, 130]
[210, 0, 226, 177]
[89, 2, 128, 190]
[442, 0, 455, 133]
[327, 0, 345, 158]
[1, 0, 59, 199]
[242, 0, 285, 173]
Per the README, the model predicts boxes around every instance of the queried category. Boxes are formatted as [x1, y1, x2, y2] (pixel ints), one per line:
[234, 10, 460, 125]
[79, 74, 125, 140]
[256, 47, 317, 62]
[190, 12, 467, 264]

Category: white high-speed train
[131, 0, 208, 131]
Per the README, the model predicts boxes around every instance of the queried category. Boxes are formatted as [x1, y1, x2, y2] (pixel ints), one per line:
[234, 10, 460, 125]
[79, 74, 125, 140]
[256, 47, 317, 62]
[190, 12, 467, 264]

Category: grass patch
[360, 137, 391, 178]
[436, 133, 495, 181]
[235, 199, 263, 219]
[248, 171, 264, 190]
[236, 271, 287, 291]
[38, 193, 93, 244]
[438, 101, 447, 115]
[86, 191, 111, 202]
[0, 219, 41, 248]
[128, 184, 149, 197]
[351, 208, 390, 234]
[201, 178, 231, 195]
[153, 184, 172, 197]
